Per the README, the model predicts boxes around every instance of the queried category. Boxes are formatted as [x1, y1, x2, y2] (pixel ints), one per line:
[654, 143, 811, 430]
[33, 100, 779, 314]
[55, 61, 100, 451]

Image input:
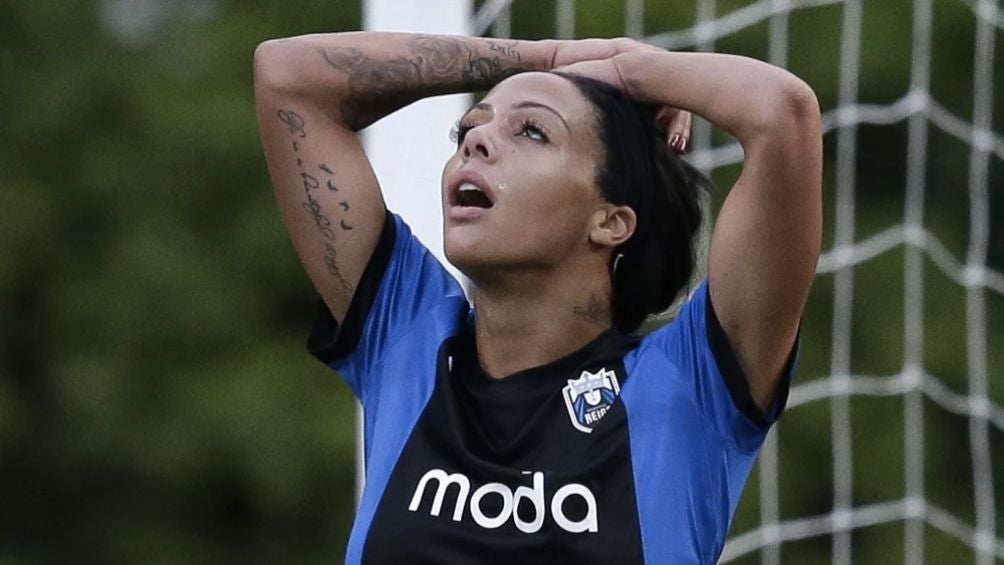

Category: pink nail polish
[669, 133, 681, 149]
[679, 137, 688, 153]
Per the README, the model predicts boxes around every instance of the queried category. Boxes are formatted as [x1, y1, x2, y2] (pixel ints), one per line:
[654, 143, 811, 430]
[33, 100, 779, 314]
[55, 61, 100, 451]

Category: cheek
[502, 179, 595, 251]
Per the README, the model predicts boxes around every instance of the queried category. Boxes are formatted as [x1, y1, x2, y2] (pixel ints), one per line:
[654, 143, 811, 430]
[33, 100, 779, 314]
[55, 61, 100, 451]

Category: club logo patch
[562, 368, 621, 433]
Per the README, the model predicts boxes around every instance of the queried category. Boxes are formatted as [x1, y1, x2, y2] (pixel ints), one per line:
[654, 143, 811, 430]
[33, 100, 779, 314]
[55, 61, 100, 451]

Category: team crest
[562, 367, 621, 433]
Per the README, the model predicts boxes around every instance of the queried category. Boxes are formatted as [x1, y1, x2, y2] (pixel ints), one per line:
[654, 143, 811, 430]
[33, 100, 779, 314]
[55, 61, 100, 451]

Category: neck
[469, 261, 613, 379]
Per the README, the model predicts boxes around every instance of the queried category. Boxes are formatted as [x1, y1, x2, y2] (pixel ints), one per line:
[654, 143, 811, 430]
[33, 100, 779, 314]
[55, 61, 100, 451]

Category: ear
[589, 205, 637, 248]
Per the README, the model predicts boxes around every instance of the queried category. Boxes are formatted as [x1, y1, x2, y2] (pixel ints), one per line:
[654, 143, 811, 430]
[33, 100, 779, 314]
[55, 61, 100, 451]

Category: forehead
[482, 72, 594, 127]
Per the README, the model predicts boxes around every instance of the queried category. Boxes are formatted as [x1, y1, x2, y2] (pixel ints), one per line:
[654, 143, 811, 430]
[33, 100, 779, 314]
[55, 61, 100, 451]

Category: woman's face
[441, 72, 607, 278]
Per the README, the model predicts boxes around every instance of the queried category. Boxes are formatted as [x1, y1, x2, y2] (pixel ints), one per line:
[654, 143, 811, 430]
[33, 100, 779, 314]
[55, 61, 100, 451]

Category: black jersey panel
[704, 285, 795, 427]
[307, 209, 396, 365]
[362, 332, 645, 565]
[639, 280, 792, 453]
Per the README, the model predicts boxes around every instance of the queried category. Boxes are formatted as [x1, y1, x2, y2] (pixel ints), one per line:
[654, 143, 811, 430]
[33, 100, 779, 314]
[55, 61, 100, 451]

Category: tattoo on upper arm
[277, 108, 355, 295]
[278, 110, 306, 138]
[318, 35, 528, 129]
[301, 172, 319, 190]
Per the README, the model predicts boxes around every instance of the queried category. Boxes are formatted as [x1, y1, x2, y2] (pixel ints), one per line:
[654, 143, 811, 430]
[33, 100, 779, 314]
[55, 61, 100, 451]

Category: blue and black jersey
[308, 212, 795, 565]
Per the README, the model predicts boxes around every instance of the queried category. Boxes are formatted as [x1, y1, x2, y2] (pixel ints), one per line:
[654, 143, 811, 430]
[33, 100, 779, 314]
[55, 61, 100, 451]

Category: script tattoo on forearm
[318, 35, 529, 129]
[277, 108, 355, 295]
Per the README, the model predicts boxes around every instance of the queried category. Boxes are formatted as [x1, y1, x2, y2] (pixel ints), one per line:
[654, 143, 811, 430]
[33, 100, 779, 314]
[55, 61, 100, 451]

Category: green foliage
[1, 1, 361, 563]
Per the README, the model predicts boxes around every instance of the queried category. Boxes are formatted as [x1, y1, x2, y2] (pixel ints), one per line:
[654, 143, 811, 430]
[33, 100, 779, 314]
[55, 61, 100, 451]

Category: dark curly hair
[554, 72, 707, 333]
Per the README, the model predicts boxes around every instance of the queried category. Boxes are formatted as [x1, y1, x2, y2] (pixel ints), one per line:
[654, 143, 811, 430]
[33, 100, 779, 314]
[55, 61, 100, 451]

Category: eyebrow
[514, 101, 570, 132]
[461, 101, 570, 132]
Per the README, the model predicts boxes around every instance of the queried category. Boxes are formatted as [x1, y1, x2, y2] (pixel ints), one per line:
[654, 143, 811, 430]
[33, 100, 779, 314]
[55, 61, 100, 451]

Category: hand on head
[550, 37, 660, 68]
[554, 46, 691, 155]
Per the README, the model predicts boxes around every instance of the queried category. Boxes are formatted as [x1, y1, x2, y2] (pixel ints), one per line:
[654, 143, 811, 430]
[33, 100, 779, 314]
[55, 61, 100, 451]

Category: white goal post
[361, 0, 473, 502]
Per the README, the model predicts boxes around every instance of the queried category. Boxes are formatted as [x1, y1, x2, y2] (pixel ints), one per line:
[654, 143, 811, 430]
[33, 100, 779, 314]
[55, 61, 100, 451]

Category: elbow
[779, 77, 821, 125]
[763, 75, 821, 132]
[254, 38, 307, 97]
[740, 74, 820, 150]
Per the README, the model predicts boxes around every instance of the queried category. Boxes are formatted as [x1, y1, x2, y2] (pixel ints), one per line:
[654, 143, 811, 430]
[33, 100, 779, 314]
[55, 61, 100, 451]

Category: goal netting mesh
[472, 0, 1004, 562]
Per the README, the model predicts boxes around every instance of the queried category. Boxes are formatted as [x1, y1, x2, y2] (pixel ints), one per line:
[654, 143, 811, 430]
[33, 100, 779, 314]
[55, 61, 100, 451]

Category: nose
[461, 125, 496, 164]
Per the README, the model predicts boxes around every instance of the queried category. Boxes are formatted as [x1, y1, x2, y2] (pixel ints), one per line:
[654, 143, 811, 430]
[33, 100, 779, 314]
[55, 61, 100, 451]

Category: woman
[254, 31, 821, 565]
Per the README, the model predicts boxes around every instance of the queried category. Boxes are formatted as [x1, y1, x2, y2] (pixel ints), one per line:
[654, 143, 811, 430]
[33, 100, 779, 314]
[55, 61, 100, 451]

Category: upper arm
[707, 78, 822, 411]
[254, 39, 387, 322]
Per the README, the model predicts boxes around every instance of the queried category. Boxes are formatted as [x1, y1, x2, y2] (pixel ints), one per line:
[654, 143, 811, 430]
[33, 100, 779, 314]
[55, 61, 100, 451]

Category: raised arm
[254, 32, 658, 321]
[609, 51, 823, 412]
[253, 32, 555, 320]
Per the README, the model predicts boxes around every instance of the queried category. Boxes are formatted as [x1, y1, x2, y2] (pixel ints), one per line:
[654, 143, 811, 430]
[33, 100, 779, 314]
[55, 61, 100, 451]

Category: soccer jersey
[308, 212, 794, 565]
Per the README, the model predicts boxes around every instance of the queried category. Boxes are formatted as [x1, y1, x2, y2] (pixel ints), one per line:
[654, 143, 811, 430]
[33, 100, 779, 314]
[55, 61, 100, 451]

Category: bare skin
[254, 32, 822, 413]
[557, 52, 822, 409]
[254, 33, 661, 380]
[440, 73, 636, 378]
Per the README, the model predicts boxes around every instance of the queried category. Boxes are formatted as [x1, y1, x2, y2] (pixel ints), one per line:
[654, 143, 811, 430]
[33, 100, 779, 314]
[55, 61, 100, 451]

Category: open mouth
[455, 182, 493, 209]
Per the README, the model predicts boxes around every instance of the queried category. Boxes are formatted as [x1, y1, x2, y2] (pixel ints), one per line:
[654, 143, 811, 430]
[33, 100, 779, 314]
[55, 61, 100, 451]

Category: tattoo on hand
[326, 179, 338, 192]
[319, 163, 334, 175]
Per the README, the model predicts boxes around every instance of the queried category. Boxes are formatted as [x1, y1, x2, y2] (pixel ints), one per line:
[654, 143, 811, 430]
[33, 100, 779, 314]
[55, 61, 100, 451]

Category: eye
[450, 120, 477, 145]
[518, 119, 549, 143]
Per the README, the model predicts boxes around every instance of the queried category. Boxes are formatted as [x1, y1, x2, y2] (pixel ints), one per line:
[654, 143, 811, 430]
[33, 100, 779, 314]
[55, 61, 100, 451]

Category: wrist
[522, 38, 559, 72]
[610, 51, 648, 101]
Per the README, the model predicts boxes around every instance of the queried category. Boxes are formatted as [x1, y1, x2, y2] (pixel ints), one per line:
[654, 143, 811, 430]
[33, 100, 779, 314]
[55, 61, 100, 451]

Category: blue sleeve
[645, 280, 796, 452]
[306, 212, 466, 400]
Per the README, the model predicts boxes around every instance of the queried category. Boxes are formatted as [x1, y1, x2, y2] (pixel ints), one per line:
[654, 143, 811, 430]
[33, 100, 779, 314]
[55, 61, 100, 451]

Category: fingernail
[679, 137, 688, 153]
[669, 133, 681, 150]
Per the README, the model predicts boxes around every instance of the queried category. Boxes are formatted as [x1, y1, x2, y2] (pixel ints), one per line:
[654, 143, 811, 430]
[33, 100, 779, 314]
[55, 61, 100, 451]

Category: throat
[471, 294, 612, 380]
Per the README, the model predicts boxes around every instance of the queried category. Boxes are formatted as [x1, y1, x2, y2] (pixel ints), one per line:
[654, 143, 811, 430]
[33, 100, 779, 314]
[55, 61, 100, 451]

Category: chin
[444, 234, 512, 281]
[444, 236, 483, 274]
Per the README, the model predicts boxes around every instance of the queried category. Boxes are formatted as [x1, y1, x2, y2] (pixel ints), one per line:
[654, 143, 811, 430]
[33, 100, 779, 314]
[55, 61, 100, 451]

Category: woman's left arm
[612, 51, 823, 413]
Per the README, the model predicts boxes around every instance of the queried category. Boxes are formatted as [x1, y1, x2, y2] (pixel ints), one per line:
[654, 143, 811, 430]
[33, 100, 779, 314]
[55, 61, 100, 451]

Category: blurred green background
[1, 0, 1000, 563]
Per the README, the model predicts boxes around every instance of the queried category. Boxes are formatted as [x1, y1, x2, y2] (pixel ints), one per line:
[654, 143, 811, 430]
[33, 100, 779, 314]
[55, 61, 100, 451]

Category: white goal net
[470, 0, 1004, 563]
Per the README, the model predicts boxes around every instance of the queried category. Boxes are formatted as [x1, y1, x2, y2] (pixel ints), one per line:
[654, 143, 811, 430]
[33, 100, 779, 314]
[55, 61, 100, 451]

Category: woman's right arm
[254, 33, 552, 321]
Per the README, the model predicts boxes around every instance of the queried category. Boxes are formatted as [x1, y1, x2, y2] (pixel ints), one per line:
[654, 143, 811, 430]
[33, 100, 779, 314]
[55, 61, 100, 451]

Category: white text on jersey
[407, 469, 598, 534]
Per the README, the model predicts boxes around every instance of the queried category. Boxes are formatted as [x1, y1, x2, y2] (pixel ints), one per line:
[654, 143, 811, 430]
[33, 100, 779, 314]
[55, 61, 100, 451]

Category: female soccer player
[254, 32, 821, 564]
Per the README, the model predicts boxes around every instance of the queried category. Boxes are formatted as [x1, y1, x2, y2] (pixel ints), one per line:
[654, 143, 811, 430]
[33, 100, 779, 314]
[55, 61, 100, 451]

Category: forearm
[612, 50, 818, 144]
[254, 32, 555, 130]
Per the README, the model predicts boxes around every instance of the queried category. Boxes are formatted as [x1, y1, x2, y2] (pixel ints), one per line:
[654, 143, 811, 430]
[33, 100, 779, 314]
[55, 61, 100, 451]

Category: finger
[662, 109, 691, 154]
[679, 112, 693, 153]
[553, 60, 624, 89]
